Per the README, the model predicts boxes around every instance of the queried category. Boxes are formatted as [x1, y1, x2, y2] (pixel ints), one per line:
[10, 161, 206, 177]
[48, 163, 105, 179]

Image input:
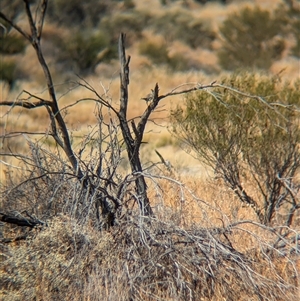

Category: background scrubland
[0, 0, 299, 300]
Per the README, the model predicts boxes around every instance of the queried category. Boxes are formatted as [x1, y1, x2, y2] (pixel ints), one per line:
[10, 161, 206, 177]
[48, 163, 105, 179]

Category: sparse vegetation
[0, 29, 27, 89]
[1, 212, 298, 301]
[218, 6, 286, 70]
[0, 33, 26, 55]
[0, 60, 17, 89]
[0, 1, 299, 301]
[171, 73, 300, 226]
[55, 30, 115, 74]
[139, 40, 192, 71]
[152, 10, 215, 49]
[287, 5, 300, 57]
[47, 0, 113, 28]
[139, 40, 169, 64]
[99, 11, 148, 45]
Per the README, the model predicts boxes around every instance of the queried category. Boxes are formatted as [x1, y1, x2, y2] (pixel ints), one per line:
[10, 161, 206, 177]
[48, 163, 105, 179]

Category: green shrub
[0, 59, 17, 89]
[0, 34, 26, 54]
[56, 31, 116, 74]
[123, 0, 135, 9]
[218, 6, 286, 70]
[171, 73, 300, 225]
[291, 31, 300, 57]
[47, 0, 113, 28]
[288, 6, 300, 57]
[139, 40, 169, 65]
[152, 10, 215, 49]
[99, 11, 148, 45]
[139, 40, 191, 71]
[168, 53, 192, 71]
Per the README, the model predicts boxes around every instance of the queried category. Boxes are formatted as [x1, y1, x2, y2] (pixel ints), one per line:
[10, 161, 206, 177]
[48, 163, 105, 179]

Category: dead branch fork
[0, 1, 216, 227]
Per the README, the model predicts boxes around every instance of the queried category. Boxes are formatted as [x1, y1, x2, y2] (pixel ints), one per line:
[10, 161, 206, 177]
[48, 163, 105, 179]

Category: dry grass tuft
[1, 209, 298, 301]
[1, 155, 299, 300]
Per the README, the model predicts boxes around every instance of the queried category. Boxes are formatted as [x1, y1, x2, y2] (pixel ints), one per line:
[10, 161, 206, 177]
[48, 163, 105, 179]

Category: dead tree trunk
[0, 0, 83, 180]
[118, 33, 153, 216]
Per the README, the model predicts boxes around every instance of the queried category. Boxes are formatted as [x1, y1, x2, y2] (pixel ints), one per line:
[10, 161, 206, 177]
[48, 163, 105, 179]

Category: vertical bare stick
[118, 33, 153, 216]
[118, 33, 130, 119]
[22, 0, 83, 178]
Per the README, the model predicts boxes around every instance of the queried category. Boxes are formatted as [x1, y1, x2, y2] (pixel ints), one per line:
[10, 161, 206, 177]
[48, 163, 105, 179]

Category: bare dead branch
[119, 33, 131, 118]
[0, 131, 49, 139]
[0, 11, 30, 40]
[0, 211, 46, 228]
[5, 0, 81, 178]
[117, 33, 153, 216]
[0, 100, 52, 108]
[36, 0, 47, 40]
[24, 0, 38, 42]
[46, 106, 64, 148]
[158, 81, 217, 100]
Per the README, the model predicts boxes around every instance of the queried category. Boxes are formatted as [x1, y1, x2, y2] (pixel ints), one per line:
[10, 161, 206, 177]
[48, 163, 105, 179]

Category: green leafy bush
[0, 34, 26, 54]
[218, 6, 286, 70]
[56, 31, 116, 74]
[123, 0, 135, 9]
[152, 10, 215, 49]
[47, 0, 113, 28]
[287, 6, 300, 57]
[139, 40, 169, 65]
[99, 11, 148, 45]
[0, 59, 17, 89]
[291, 27, 300, 57]
[139, 40, 191, 71]
[172, 73, 300, 225]
[167, 53, 192, 71]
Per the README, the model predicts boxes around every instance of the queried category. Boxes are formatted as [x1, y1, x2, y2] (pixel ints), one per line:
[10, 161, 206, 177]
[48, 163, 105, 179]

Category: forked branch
[0, 0, 83, 178]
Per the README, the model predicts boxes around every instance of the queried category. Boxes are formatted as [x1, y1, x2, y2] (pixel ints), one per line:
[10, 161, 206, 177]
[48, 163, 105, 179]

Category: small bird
[141, 89, 154, 104]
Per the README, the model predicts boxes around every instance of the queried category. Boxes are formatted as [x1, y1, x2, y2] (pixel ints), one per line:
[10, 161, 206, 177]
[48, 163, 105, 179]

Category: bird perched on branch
[141, 89, 154, 104]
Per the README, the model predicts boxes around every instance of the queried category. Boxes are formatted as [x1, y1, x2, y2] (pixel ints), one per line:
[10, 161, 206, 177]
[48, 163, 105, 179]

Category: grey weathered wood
[0, 212, 45, 228]
[118, 33, 153, 216]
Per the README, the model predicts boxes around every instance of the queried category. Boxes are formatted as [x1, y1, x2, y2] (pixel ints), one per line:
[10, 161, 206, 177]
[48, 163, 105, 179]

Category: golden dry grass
[1, 1, 299, 299]
[0, 0, 298, 146]
[1, 142, 299, 299]
[0, 0, 298, 181]
[1, 176, 299, 301]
